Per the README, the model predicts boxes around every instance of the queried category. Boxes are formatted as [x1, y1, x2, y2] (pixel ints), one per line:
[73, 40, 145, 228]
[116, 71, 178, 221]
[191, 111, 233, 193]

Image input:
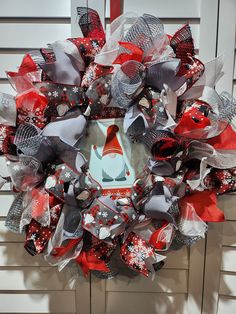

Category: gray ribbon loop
[111, 60, 146, 108]
[146, 59, 186, 92]
[40, 41, 82, 86]
[142, 181, 179, 224]
[42, 107, 87, 147]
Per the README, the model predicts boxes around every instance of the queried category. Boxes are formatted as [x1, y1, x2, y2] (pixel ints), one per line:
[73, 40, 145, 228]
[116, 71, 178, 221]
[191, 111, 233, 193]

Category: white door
[0, 1, 90, 313]
[0, 0, 229, 313]
[202, 1, 236, 314]
[78, 1, 219, 313]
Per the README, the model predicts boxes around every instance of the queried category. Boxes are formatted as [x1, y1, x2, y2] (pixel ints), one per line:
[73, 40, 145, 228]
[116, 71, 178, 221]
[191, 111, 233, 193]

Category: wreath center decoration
[1, 8, 236, 278]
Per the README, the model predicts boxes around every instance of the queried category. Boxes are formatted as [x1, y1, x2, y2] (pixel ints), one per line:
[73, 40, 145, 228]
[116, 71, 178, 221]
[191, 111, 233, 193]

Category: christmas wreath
[1, 8, 236, 279]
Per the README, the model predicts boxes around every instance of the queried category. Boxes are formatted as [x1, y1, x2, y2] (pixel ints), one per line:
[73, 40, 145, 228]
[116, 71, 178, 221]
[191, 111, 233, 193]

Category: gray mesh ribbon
[7, 155, 44, 191]
[122, 14, 165, 59]
[0, 92, 17, 126]
[14, 124, 43, 156]
[219, 91, 236, 122]
[5, 192, 25, 233]
[111, 61, 146, 108]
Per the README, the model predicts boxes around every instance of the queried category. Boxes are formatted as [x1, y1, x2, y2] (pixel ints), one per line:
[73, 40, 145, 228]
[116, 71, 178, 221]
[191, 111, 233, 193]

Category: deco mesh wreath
[1, 8, 236, 278]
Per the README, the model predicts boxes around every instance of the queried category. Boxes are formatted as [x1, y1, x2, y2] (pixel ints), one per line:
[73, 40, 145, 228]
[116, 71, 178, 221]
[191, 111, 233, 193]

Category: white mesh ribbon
[20, 188, 50, 231]
[14, 123, 44, 156]
[95, 12, 139, 66]
[179, 202, 208, 238]
[95, 13, 167, 66]
[7, 72, 42, 93]
[187, 157, 211, 191]
[7, 155, 44, 191]
[188, 141, 236, 169]
[122, 14, 165, 59]
[0, 93, 17, 126]
[45, 206, 83, 271]
[156, 223, 175, 251]
[180, 56, 224, 101]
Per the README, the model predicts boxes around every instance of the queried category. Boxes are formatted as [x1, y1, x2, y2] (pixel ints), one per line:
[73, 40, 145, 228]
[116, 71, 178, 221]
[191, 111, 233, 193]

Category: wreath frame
[1, 7, 236, 279]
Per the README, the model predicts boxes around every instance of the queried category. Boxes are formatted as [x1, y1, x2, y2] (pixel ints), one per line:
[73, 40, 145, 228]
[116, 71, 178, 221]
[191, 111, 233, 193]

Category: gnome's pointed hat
[102, 124, 123, 156]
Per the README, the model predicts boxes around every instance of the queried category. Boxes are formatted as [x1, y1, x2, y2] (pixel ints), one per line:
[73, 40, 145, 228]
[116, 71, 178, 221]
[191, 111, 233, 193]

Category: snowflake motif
[0, 126, 7, 137]
[102, 212, 108, 218]
[87, 70, 94, 81]
[35, 244, 43, 252]
[30, 233, 37, 240]
[158, 106, 165, 113]
[51, 208, 58, 220]
[91, 40, 99, 48]
[52, 91, 59, 98]
[128, 240, 153, 270]
[72, 87, 79, 93]
[64, 172, 71, 179]
[223, 178, 231, 185]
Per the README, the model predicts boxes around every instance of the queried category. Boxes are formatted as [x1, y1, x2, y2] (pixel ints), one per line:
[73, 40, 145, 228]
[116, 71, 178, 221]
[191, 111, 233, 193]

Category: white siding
[216, 0, 236, 95]
[0, 1, 90, 313]
[86, 1, 216, 313]
[234, 53, 236, 98]
[1, 0, 233, 313]
[202, 1, 236, 314]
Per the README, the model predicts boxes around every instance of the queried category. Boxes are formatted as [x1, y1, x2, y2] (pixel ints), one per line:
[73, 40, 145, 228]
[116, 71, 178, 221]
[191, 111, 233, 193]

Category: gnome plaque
[81, 114, 148, 196]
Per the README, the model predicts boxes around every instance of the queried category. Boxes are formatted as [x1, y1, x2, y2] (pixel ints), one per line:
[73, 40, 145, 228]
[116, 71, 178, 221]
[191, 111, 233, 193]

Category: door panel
[0, 0, 229, 313]
[202, 1, 236, 313]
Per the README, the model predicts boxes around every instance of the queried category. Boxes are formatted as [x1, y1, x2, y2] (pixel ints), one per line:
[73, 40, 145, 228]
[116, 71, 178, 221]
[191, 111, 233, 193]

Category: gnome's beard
[102, 153, 126, 179]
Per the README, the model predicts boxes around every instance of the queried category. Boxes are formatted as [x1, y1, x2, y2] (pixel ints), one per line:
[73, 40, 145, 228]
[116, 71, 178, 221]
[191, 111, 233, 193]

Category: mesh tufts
[123, 14, 164, 56]
[111, 61, 145, 108]
[14, 124, 43, 155]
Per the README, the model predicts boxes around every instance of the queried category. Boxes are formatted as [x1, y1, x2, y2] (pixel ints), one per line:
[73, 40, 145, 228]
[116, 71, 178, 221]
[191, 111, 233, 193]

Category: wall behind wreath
[0, 1, 235, 314]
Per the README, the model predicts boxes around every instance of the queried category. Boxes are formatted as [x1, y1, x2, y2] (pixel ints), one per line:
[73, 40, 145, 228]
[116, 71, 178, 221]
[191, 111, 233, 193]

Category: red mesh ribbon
[207, 125, 236, 150]
[76, 250, 110, 277]
[7, 54, 38, 78]
[16, 90, 48, 129]
[113, 42, 144, 64]
[149, 221, 169, 250]
[52, 238, 82, 258]
[179, 190, 225, 222]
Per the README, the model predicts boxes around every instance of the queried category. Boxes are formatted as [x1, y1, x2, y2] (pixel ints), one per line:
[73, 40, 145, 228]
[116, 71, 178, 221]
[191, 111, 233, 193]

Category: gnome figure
[57, 89, 70, 116]
[93, 124, 130, 182]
